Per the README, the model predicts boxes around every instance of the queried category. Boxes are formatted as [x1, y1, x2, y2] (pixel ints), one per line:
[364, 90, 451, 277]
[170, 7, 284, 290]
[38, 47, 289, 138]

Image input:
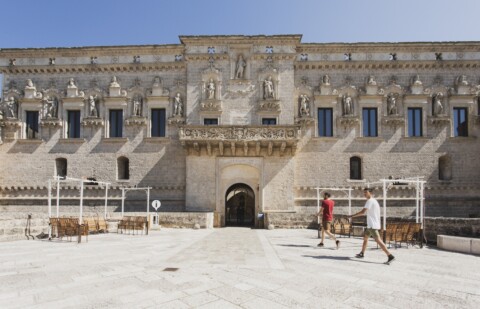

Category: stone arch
[350, 156, 362, 180]
[117, 156, 130, 180]
[225, 183, 255, 227]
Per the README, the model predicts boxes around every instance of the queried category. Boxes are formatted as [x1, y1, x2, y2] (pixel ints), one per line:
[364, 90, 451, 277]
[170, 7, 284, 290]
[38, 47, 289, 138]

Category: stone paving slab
[0, 228, 479, 308]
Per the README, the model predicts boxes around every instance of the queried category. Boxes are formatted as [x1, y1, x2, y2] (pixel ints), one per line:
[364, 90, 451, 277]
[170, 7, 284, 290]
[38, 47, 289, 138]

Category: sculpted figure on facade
[433, 93, 445, 116]
[322, 74, 331, 85]
[367, 75, 377, 86]
[25, 79, 35, 90]
[342, 94, 353, 116]
[173, 92, 184, 116]
[132, 95, 142, 116]
[67, 78, 77, 88]
[263, 76, 275, 100]
[43, 96, 58, 119]
[206, 78, 216, 100]
[235, 54, 247, 79]
[5, 96, 18, 118]
[153, 76, 161, 87]
[299, 94, 310, 117]
[110, 76, 120, 87]
[88, 95, 98, 117]
[457, 75, 469, 86]
[387, 93, 398, 115]
[412, 74, 423, 85]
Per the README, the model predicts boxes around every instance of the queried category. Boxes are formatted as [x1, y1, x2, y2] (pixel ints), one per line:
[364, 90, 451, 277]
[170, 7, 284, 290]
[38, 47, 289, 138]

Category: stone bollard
[268, 224, 275, 230]
[193, 223, 200, 230]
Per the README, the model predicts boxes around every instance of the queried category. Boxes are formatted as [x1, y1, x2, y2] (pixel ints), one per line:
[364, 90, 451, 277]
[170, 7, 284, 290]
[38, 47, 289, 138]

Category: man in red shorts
[317, 192, 340, 249]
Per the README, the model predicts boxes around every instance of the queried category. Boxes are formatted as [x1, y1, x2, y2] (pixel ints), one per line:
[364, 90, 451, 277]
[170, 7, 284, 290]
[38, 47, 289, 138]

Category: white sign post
[151, 200, 161, 225]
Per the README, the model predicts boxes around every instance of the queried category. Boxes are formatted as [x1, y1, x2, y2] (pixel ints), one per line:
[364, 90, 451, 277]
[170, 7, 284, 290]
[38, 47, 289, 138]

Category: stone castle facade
[0, 35, 479, 227]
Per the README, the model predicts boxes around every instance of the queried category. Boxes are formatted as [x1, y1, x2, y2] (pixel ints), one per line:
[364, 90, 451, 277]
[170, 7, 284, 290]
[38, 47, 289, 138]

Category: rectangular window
[109, 109, 123, 138]
[318, 108, 333, 137]
[203, 118, 218, 125]
[262, 118, 276, 125]
[25, 111, 39, 139]
[362, 108, 378, 137]
[408, 108, 423, 137]
[453, 108, 468, 137]
[151, 109, 166, 137]
[67, 110, 81, 138]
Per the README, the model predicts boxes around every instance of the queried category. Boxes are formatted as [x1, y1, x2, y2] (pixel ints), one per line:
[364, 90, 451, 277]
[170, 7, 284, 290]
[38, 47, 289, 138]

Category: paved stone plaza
[0, 228, 479, 308]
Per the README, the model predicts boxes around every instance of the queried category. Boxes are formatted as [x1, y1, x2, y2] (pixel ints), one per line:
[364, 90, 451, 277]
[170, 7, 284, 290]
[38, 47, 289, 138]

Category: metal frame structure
[366, 176, 426, 247]
[47, 176, 111, 238]
[120, 186, 152, 218]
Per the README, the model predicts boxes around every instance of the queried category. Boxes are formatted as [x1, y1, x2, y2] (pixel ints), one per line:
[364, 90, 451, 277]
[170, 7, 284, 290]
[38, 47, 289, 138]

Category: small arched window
[350, 156, 362, 180]
[439, 155, 452, 181]
[55, 158, 67, 178]
[117, 156, 129, 180]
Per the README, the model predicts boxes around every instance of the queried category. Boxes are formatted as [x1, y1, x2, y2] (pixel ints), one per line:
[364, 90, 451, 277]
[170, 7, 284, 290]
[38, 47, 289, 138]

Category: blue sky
[0, 0, 479, 48]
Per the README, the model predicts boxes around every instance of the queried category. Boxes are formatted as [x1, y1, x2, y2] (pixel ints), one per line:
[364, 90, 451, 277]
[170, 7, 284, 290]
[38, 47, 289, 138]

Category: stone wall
[424, 217, 480, 242]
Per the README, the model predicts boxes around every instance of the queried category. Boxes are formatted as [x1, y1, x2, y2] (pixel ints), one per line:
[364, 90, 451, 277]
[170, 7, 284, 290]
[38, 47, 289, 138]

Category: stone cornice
[179, 35, 302, 46]
[294, 61, 480, 71]
[298, 41, 480, 53]
[0, 44, 184, 58]
[1, 62, 186, 75]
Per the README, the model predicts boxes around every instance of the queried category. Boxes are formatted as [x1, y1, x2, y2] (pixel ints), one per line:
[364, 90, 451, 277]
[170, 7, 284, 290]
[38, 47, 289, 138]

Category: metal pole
[48, 179, 52, 239]
[56, 178, 60, 217]
[316, 187, 320, 238]
[121, 188, 125, 217]
[104, 184, 109, 219]
[348, 188, 352, 216]
[382, 181, 387, 243]
[415, 181, 419, 223]
[420, 181, 425, 248]
[79, 180, 84, 224]
[146, 188, 150, 235]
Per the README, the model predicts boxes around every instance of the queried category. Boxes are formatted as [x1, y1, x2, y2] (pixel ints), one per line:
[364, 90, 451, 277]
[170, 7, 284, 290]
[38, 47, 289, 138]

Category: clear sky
[0, 0, 479, 49]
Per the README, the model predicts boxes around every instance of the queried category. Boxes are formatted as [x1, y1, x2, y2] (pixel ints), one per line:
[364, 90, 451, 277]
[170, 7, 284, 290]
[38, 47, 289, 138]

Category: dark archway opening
[225, 183, 255, 227]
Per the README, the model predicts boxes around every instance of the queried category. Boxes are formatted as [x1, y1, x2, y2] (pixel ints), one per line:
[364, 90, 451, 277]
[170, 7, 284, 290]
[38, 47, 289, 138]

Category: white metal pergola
[314, 187, 353, 238]
[366, 176, 426, 246]
[120, 186, 152, 218]
[47, 176, 111, 238]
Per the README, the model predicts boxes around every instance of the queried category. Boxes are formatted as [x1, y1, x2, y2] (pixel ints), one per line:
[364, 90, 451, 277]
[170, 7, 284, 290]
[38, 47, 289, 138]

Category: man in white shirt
[349, 188, 395, 265]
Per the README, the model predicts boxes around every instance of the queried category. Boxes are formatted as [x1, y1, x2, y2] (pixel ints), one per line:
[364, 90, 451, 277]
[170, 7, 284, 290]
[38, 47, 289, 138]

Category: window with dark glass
[350, 156, 362, 180]
[453, 108, 468, 137]
[262, 118, 276, 125]
[318, 108, 333, 137]
[67, 110, 81, 138]
[362, 108, 377, 137]
[109, 109, 123, 137]
[55, 158, 67, 178]
[151, 108, 166, 137]
[25, 111, 39, 139]
[408, 108, 423, 137]
[204, 118, 218, 125]
[117, 156, 129, 180]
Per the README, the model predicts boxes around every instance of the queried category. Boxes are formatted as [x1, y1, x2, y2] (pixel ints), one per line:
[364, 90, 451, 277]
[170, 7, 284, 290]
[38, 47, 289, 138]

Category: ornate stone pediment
[382, 115, 405, 126]
[40, 118, 62, 127]
[180, 125, 299, 142]
[226, 80, 255, 98]
[125, 116, 147, 126]
[258, 99, 280, 112]
[339, 115, 359, 127]
[168, 115, 185, 125]
[295, 116, 314, 126]
[428, 115, 450, 126]
[1, 118, 21, 128]
[82, 117, 104, 127]
[200, 99, 222, 112]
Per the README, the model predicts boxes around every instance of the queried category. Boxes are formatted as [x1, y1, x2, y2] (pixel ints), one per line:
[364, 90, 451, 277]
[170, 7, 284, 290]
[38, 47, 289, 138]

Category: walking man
[317, 192, 340, 249]
[349, 188, 395, 264]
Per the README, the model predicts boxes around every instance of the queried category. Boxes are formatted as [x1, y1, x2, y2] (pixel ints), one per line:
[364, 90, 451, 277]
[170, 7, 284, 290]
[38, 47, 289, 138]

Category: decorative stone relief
[24, 79, 43, 99]
[365, 75, 379, 95]
[410, 74, 424, 95]
[109, 76, 126, 97]
[66, 78, 84, 98]
[179, 126, 298, 142]
[319, 75, 337, 95]
[150, 76, 170, 97]
[455, 75, 471, 95]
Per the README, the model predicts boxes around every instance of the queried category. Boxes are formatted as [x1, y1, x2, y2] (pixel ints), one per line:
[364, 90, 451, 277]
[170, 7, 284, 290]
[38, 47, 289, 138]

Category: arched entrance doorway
[225, 183, 255, 227]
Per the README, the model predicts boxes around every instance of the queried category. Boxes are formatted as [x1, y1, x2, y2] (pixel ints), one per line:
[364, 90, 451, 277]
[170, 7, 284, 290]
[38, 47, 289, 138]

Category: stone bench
[437, 235, 480, 255]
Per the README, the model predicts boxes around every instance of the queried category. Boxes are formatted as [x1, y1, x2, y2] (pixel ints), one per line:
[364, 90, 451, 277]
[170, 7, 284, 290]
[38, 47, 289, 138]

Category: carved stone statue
[367, 75, 377, 85]
[299, 94, 310, 117]
[110, 76, 120, 87]
[387, 93, 398, 115]
[263, 76, 275, 100]
[25, 79, 35, 90]
[43, 96, 58, 119]
[67, 78, 76, 88]
[457, 75, 469, 86]
[235, 54, 246, 79]
[412, 74, 422, 85]
[173, 93, 184, 116]
[153, 76, 161, 87]
[342, 95, 353, 116]
[5, 97, 18, 118]
[206, 78, 216, 100]
[88, 95, 98, 117]
[433, 93, 444, 116]
[322, 75, 331, 85]
[132, 95, 142, 116]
